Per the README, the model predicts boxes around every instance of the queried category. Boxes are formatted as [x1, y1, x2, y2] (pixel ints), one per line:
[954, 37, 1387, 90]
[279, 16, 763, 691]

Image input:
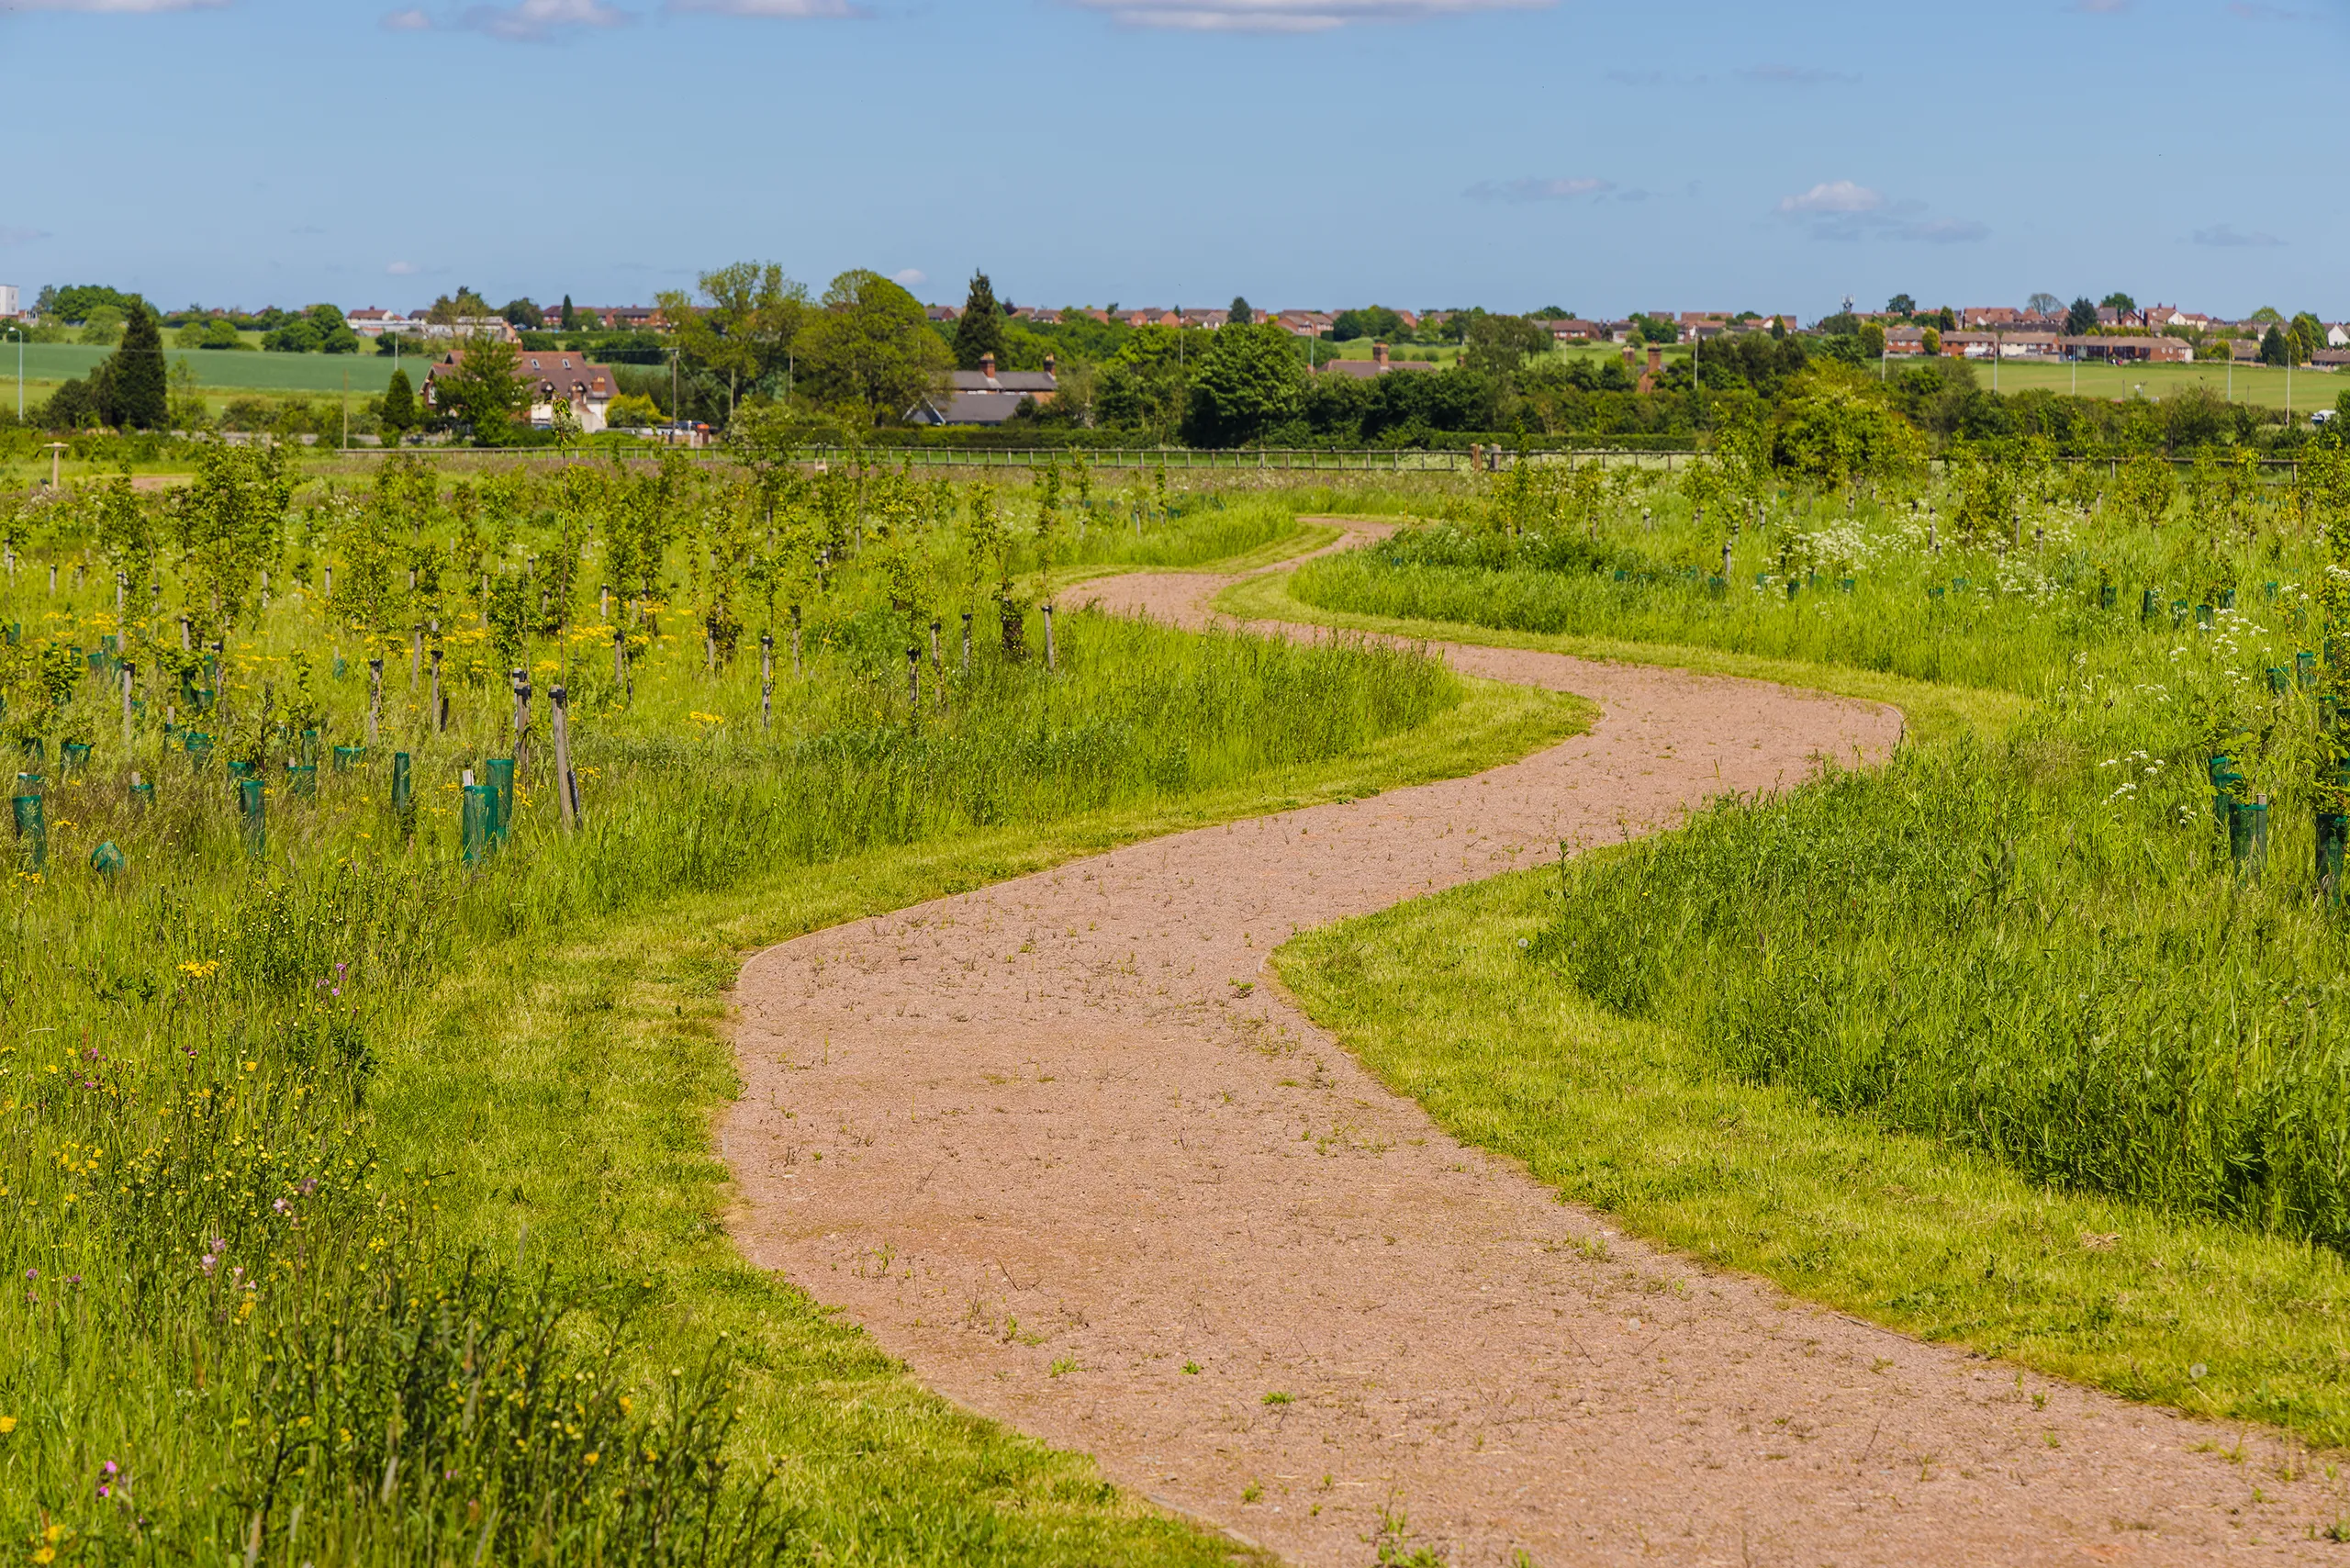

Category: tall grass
[1287, 498, 2270, 695]
[0, 474, 1453, 1560]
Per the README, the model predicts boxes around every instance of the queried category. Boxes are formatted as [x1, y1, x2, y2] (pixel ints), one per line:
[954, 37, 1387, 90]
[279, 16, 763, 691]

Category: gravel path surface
[725, 522, 2343, 1564]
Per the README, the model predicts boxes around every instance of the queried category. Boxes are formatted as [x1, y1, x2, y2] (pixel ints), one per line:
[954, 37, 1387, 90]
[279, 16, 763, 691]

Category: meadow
[1264, 443, 2350, 1445]
[0, 343, 426, 397]
[0, 451, 1584, 1562]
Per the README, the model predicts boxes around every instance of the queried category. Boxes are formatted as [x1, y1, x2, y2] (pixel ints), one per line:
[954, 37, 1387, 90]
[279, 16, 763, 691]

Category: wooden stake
[550, 684, 577, 834]
[367, 658, 383, 745]
[1043, 604, 1057, 672]
[511, 667, 531, 784]
[760, 633, 774, 731]
[430, 647, 444, 734]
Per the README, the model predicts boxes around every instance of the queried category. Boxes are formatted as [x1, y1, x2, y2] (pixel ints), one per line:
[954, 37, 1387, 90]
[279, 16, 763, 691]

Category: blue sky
[1, 0, 2342, 321]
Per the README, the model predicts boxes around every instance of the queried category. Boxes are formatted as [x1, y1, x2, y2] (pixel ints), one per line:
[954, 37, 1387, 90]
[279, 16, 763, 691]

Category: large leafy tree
[656, 262, 807, 420]
[1462, 312, 1552, 383]
[794, 270, 949, 426]
[104, 302, 169, 431]
[1182, 322, 1304, 447]
[951, 272, 1006, 370]
[436, 334, 532, 443]
[424, 286, 492, 326]
[2065, 297, 2098, 336]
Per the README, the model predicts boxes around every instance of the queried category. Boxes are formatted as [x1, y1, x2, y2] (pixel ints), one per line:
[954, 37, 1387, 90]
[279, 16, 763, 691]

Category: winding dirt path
[725, 522, 2342, 1564]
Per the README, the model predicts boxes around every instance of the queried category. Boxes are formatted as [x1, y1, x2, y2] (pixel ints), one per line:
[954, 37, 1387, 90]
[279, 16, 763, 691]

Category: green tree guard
[485, 758, 516, 841]
[2230, 801, 2268, 878]
[89, 841, 124, 876]
[239, 778, 264, 861]
[462, 782, 497, 864]
[11, 794, 43, 870]
[2319, 813, 2348, 905]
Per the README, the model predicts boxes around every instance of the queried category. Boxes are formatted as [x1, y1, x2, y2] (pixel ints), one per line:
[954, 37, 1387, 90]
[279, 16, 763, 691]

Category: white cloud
[1465, 175, 1616, 203]
[892, 268, 927, 286]
[1775, 180, 1985, 244]
[667, 0, 859, 13]
[1777, 179, 1881, 216]
[381, 7, 431, 26]
[386, 260, 420, 275]
[6, 0, 224, 10]
[2193, 223, 2286, 248]
[1069, 0, 1550, 32]
[1740, 63, 1858, 86]
[455, 0, 628, 39]
[2075, 0, 2128, 11]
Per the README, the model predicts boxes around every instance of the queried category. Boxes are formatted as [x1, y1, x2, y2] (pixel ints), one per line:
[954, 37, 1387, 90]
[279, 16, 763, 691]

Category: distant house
[408, 316, 520, 344]
[575, 306, 664, 331]
[1943, 330, 2061, 360]
[1884, 326, 1929, 356]
[1314, 343, 1434, 380]
[346, 308, 410, 338]
[924, 305, 963, 324]
[2062, 335, 2190, 364]
[1543, 319, 1606, 342]
[421, 346, 619, 432]
[1011, 307, 1064, 326]
[2329, 324, 2350, 349]
[906, 353, 1058, 426]
[1273, 310, 1335, 338]
[2311, 350, 2350, 370]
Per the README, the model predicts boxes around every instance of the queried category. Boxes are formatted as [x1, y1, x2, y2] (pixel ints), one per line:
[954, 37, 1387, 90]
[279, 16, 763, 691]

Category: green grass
[1257, 470, 2350, 1451]
[0, 342, 426, 395]
[0, 455, 1584, 1562]
[393, 666, 1579, 1550]
[1931, 355, 2343, 415]
[1275, 867, 2350, 1450]
[1215, 564, 2027, 749]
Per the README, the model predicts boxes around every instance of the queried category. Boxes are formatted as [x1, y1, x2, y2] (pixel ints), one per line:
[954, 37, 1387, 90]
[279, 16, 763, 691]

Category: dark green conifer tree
[104, 303, 168, 431]
[380, 367, 417, 440]
[952, 272, 1006, 371]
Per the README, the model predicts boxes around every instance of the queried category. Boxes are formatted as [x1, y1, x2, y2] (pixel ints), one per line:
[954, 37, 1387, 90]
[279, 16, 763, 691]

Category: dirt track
[724, 523, 2344, 1564]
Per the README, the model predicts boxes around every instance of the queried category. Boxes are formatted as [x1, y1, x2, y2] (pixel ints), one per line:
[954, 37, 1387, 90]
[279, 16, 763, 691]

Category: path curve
[726, 521, 2338, 1564]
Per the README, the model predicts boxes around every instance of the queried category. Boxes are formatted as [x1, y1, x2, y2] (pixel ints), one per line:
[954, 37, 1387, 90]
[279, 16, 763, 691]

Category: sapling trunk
[760, 634, 774, 730]
[367, 659, 382, 745]
[547, 686, 576, 832]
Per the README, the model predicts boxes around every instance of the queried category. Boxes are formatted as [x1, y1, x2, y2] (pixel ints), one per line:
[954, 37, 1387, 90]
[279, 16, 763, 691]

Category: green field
[1925, 353, 2340, 415]
[0, 340, 428, 396]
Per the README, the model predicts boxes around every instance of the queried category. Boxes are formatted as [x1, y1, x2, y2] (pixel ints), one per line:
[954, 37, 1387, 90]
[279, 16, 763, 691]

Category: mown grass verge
[368, 671, 1586, 1562]
[1214, 566, 2027, 748]
[1275, 867, 2350, 1450]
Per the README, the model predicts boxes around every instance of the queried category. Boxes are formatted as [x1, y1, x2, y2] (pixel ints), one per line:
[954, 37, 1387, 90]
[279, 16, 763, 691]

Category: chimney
[1647, 345, 1663, 375]
[1044, 353, 1057, 376]
[979, 352, 997, 380]
[1373, 342, 1390, 370]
